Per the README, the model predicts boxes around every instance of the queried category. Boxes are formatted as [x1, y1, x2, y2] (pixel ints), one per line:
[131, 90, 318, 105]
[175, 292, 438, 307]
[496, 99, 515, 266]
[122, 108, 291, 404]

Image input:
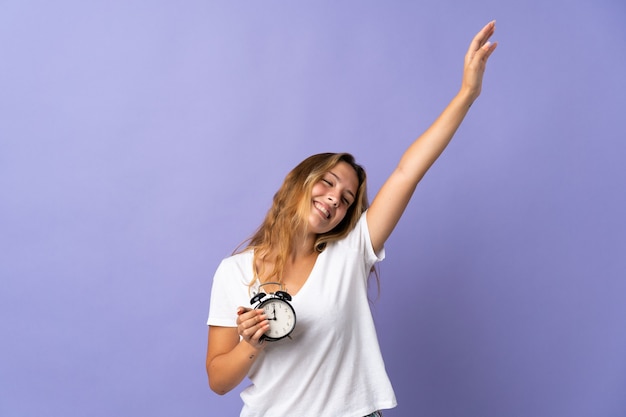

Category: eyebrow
[329, 171, 356, 200]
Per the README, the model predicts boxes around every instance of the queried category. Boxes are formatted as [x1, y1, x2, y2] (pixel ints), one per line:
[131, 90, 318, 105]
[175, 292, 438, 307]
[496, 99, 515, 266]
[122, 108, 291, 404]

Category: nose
[327, 195, 338, 207]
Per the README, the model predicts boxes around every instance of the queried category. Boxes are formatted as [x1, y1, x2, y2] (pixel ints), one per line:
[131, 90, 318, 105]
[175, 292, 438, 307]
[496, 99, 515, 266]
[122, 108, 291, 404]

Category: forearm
[397, 20, 496, 183]
[207, 340, 262, 395]
[367, 88, 480, 251]
[397, 88, 475, 183]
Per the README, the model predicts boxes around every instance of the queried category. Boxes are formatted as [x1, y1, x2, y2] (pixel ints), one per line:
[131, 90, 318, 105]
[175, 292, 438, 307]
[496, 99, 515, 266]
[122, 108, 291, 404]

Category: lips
[314, 201, 331, 219]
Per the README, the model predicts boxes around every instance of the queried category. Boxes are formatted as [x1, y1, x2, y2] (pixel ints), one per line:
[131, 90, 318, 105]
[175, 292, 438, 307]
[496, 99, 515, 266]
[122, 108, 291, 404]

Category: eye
[322, 179, 332, 186]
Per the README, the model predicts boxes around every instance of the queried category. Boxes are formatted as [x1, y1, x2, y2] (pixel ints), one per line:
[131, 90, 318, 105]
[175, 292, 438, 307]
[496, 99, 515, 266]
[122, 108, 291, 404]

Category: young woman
[206, 21, 497, 417]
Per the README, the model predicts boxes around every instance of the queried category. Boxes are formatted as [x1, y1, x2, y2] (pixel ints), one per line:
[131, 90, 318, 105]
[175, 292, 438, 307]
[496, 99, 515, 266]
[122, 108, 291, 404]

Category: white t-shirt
[207, 213, 397, 417]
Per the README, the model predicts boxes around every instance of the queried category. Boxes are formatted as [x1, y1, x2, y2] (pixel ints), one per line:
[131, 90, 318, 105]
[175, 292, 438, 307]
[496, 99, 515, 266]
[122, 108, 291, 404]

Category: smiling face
[308, 161, 360, 235]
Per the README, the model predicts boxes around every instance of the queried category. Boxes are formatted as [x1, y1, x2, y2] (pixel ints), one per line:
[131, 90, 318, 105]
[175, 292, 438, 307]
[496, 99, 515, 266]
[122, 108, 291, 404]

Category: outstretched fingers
[471, 21, 496, 52]
[461, 21, 498, 99]
[466, 21, 497, 64]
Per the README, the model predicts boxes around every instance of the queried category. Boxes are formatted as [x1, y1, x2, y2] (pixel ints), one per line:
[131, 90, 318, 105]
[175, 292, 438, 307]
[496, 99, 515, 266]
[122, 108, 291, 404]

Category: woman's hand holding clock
[236, 307, 269, 349]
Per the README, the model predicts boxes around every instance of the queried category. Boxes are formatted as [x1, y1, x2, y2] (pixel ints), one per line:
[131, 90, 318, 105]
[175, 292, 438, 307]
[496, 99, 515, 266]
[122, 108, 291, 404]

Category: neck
[289, 234, 317, 261]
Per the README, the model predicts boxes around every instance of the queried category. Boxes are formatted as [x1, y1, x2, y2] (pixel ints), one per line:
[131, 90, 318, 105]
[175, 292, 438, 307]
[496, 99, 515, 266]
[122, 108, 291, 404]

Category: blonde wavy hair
[238, 153, 369, 287]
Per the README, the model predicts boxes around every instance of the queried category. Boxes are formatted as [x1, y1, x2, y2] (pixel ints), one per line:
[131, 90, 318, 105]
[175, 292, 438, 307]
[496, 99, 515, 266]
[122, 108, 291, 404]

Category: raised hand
[462, 20, 498, 102]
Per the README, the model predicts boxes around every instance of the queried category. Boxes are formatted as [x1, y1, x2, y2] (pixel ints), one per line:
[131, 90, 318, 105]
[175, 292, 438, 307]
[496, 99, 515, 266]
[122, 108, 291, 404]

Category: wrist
[456, 87, 479, 108]
[240, 337, 265, 358]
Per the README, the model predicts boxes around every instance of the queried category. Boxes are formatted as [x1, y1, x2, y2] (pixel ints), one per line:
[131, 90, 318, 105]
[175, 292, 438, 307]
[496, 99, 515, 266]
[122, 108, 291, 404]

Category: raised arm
[367, 21, 497, 253]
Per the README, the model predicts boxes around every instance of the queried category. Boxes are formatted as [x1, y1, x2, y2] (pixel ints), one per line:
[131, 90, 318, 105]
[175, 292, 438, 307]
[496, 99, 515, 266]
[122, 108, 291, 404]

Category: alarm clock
[250, 287, 296, 342]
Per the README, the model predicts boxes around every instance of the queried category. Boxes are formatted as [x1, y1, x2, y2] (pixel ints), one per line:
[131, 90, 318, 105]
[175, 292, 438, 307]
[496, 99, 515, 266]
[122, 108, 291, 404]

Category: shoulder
[329, 211, 384, 264]
[342, 211, 371, 243]
[331, 211, 375, 250]
[213, 250, 254, 285]
[219, 250, 254, 267]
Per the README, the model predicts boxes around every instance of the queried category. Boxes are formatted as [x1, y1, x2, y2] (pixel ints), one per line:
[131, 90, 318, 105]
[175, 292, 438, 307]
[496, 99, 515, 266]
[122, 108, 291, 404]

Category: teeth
[315, 202, 330, 218]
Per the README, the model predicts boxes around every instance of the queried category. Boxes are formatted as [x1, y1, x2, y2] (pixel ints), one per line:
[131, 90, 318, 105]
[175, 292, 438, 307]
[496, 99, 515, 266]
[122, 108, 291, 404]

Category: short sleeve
[340, 211, 385, 271]
[360, 210, 385, 269]
[207, 259, 238, 327]
[207, 252, 256, 327]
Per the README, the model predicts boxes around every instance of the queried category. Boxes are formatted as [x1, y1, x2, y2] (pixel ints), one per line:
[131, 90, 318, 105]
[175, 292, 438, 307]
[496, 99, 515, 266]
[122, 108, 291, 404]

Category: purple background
[1, 1, 625, 416]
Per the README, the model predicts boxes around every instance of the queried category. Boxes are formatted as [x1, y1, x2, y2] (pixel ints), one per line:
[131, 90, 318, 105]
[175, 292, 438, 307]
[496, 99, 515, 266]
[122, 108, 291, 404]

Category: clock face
[261, 298, 296, 341]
